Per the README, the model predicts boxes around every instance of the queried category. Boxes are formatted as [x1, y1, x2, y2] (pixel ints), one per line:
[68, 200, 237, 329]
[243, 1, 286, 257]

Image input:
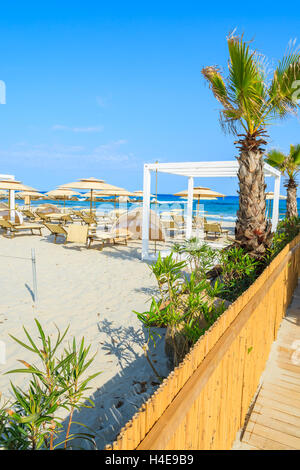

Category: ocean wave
[206, 214, 237, 221]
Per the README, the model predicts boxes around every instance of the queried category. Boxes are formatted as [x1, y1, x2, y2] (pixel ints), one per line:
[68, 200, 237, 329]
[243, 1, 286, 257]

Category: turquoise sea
[18, 194, 294, 222]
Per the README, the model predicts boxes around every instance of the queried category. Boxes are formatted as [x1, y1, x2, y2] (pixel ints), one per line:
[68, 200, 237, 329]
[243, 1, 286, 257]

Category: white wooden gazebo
[141, 161, 281, 260]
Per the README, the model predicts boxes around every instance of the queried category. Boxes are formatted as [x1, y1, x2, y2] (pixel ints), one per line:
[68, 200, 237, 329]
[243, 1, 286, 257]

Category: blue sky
[0, 1, 300, 195]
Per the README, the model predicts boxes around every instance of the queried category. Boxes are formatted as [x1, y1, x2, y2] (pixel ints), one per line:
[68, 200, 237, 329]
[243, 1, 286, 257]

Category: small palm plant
[265, 145, 300, 219]
[202, 34, 300, 256]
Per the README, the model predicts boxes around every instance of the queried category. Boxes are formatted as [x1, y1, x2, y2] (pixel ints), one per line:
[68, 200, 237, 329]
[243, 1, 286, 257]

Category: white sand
[0, 221, 236, 448]
[0, 232, 169, 449]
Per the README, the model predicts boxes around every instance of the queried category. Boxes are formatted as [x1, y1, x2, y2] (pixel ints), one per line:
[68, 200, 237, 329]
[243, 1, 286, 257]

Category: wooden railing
[106, 234, 300, 450]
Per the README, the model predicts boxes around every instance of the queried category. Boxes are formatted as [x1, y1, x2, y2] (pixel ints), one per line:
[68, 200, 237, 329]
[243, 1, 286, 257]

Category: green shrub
[218, 246, 260, 302]
[0, 320, 100, 450]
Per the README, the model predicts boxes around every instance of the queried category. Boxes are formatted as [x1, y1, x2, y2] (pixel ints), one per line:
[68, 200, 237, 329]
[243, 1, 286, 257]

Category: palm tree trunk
[285, 178, 298, 219]
[235, 133, 272, 256]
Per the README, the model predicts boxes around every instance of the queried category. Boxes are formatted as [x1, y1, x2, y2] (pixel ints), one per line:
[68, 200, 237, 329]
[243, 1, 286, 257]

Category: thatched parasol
[0, 180, 38, 217]
[175, 186, 225, 215]
[59, 177, 124, 213]
[45, 188, 81, 208]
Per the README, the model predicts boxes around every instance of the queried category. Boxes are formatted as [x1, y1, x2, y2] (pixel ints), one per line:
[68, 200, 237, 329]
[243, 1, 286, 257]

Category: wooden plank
[249, 411, 300, 439]
[266, 380, 300, 394]
[262, 382, 300, 400]
[251, 406, 300, 428]
[243, 422, 300, 449]
[240, 272, 300, 451]
[276, 361, 300, 374]
[255, 396, 300, 418]
[243, 430, 296, 450]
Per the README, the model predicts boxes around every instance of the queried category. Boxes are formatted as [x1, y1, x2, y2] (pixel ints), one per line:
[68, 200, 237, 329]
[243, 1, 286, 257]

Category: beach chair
[193, 216, 207, 229]
[204, 222, 229, 239]
[79, 213, 98, 227]
[71, 210, 83, 221]
[35, 211, 51, 222]
[0, 219, 43, 237]
[49, 213, 73, 224]
[61, 214, 73, 224]
[21, 209, 42, 222]
[87, 228, 131, 249]
[66, 224, 89, 247]
[161, 220, 182, 238]
[43, 223, 68, 243]
[171, 215, 185, 229]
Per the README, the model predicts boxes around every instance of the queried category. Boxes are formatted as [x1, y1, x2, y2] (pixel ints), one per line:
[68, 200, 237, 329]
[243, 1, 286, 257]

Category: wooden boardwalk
[237, 284, 300, 450]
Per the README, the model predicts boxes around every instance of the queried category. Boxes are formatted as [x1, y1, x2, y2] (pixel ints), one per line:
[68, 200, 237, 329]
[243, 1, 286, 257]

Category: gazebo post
[186, 176, 194, 239]
[271, 174, 281, 232]
[142, 164, 151, 259]
[90, 189, 93, 215]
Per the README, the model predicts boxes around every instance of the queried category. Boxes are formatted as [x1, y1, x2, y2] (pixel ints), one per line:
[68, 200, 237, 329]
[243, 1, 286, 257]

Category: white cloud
[0, 140, 141, 171]
[94, 139, 127, 152]
[52, 124, 104, 133]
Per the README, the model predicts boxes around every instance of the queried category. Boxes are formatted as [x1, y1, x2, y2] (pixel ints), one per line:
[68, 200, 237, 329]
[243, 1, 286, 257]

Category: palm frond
[202, 35, 300, 136]
[290, 144, 300, 165]
[201, 66, 231, 107]
[226, 35, 267, 130]
[269, 41, 300, 118]
[265, 149, 286, 171]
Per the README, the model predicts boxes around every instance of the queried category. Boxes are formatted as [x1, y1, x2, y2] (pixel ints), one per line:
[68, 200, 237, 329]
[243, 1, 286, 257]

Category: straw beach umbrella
[265, 191, 287, 200]
[174, 186, 225, 215]
[0, 180, 38, 217]
[59, 177, 124, 214]
[133, 190, 154, 199]
[18, 191, 47, 208]
[95, 188, 136, 207]
[265, 191, 287, 219]
[0, 180, 37, 192]
[46, 188, 81, 209]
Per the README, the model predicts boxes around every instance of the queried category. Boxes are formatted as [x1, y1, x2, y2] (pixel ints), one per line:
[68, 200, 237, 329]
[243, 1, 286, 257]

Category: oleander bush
[0, 320, 100, 450]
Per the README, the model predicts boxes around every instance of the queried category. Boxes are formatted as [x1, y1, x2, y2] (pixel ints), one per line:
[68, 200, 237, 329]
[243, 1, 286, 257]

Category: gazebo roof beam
[145, 161, 280, 178]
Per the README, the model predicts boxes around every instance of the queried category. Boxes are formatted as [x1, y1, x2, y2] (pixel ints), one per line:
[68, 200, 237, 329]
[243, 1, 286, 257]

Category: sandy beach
[0, 232, 171, 448]
[0, 219, 235, 448]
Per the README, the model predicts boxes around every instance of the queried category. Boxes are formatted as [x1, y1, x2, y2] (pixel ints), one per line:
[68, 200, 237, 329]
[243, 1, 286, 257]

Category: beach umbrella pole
[31, 248, 38, 303]
[90, 189, 93, 215]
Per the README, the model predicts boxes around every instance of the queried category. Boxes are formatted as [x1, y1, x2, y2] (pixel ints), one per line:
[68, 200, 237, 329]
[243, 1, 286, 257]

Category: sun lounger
[0, 219, 43, 237]
[46, 213, 73, 224]
[87, 228, 131, 249]
[36, 212, 72, 224]
[161, 220, 182, 238]
[171, 215, 185, 228]
[204, 222, 229, 239]
[44, 223, 89, 246]
[35, 211, 52, 222]
[79, 213, 98, 227]
[71, 210, 83, 216]
[43, 223, 68, 243]
[66, 224, 89, 246]
[21, 209, 42, 222]
[193, 216, 207, 228]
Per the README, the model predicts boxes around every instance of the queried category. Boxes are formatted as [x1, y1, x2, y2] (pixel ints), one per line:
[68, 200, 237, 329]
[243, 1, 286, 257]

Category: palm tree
[265, 145, 300, 219]
[202, 34, 300, 255]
